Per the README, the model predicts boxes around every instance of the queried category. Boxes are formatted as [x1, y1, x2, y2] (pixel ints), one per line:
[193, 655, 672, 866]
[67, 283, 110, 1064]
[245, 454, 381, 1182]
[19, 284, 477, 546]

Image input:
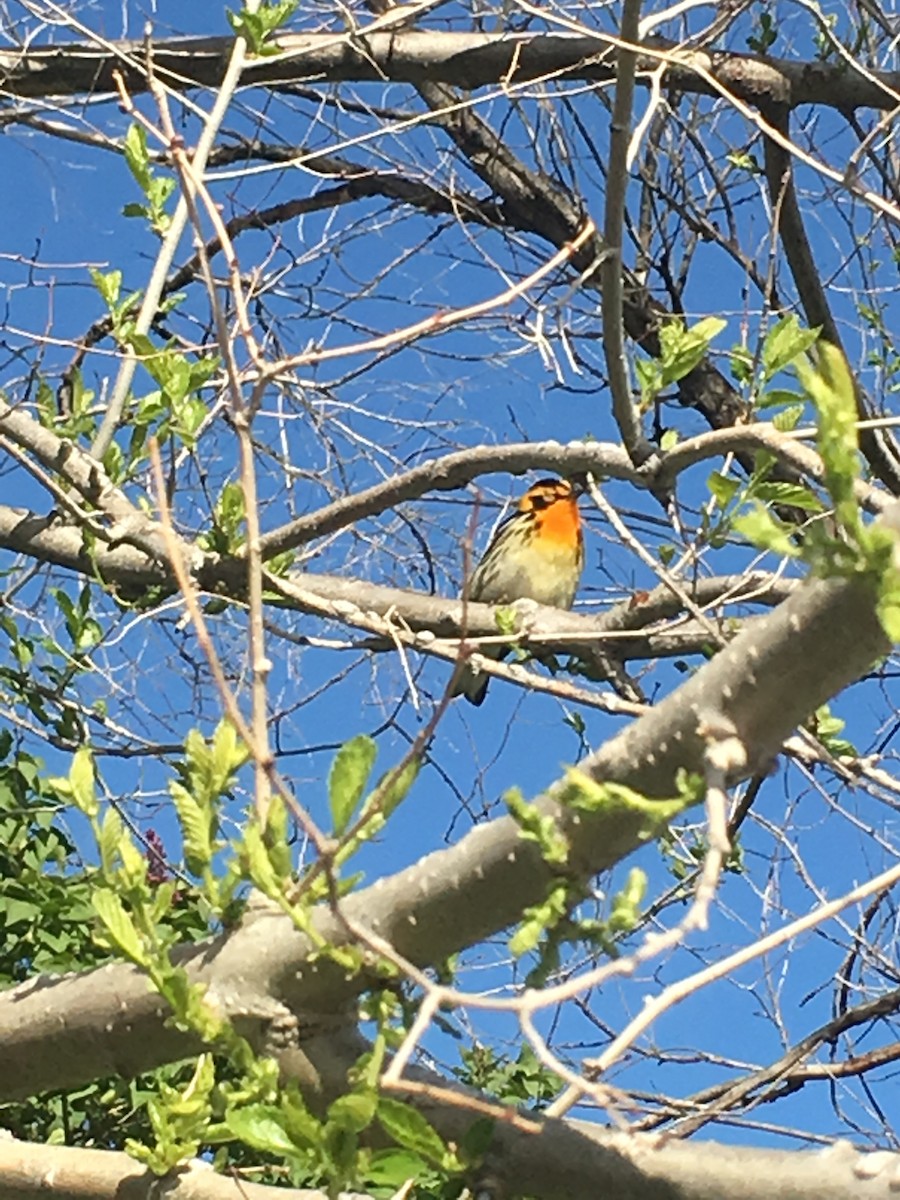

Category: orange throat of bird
[533, 498, 581, 548]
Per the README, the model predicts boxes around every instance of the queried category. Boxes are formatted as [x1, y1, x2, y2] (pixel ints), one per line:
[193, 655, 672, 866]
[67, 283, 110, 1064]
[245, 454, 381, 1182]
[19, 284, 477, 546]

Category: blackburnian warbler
[452, 477, 584, 705]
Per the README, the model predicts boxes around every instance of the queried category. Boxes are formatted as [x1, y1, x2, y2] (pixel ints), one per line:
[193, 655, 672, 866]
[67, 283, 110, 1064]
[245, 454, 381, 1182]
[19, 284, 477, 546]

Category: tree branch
[762, 105, 900, 494]
[601, 0, 656, 468]
[3, 32, 900, 113]
[0, 1136, 371, 1200]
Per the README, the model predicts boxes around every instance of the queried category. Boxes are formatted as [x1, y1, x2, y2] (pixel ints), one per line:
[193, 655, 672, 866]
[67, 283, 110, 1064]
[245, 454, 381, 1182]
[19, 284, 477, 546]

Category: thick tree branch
[0, 506, 167, 594]
[259, 424, 886, 560]
[0, 401, 144, 529]
[0, 1137, 369, 1200]
[3, 32, 900, 113]
[1, 1102, 895, 1200]
[259, 439, 636, 556]
[1, 417, 848, 572]
[388, 1062, 900, 1200]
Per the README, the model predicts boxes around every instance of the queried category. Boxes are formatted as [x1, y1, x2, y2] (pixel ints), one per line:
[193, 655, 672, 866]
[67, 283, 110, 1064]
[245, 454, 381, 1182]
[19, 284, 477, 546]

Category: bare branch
[0, 1136, 370, 1200]
[4, 32, 900, 114]
[762, 106, 900, 492]
[602, 0, 656, 467]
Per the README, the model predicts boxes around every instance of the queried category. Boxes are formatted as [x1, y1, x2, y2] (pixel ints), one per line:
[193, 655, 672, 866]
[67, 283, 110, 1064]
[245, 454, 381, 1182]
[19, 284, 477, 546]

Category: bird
[451, 477, 584, 706]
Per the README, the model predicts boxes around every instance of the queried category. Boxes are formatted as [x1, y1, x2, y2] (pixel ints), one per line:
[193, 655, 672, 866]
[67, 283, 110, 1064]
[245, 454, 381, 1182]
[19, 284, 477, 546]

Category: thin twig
[134, 64, 275, 823]
[263, 221, 596, 376]
[548, 857, 900, 1119]
[91, 1, 263, 460]
[585, 475, 724, 644]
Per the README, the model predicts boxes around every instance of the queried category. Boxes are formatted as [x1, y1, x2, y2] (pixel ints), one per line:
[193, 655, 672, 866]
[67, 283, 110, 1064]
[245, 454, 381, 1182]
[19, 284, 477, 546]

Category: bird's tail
[449, 660, 490, 706]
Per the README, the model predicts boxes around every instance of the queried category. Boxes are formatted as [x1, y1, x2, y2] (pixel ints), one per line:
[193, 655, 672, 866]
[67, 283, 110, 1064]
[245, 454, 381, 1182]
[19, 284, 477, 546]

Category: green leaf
[98, 807, 124, 876]
[118, 826, 149, 888]
[241, 822, 282, 895]
[129, 333, 157, 360]
[225, 1106, 299, 1157]
[730, 344, 753, 383]
[280, 1090, 326, 1150]
[148, 176, 177, 211]
[365, 1148, 431, 1188]
[327, 1090, 377, 1134]
[772, 404, 805, 432]
[169, 782, 213, 876]
[152, 352, 191, 404]
[137, 348, 188, 403]
[707, 471, 740, 508]
[747, 10, 777, 53]
[752, 482, 823, 512]
[227, 1, 297, 54]
[877, 585, 900, 642]
[563, 710, 586, 737]
[763, 315, 820, 381]
[690, 316, 728, 344]
[166, 1054, 215, 1118]
[635, 355, 664, 409]
[123, 124, 151, 189]
[328, 735, 377, 835]
[377, 1097, 447, 1167]
[757, 387, 806, 410]
[505, 789, 569, 866]
[812, 705, 857, 758]
[90, 269, 122, 311]
[733, 505, 801, 558]
[727, 151, 761, 174]
[365, 757, 419, 821]
[658, 316, 727, 387]
[61, 747, 98, 817]
[794, 342, 861, 536]
[265, 794, 292, 880]
[188, 355, 220, 390]
[210, 719, 248, 785]
[493, 605, 520, 638]
[608, 868, 647, 933]
[92, 888, 148, 965]
[509, 881, 569, 957]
